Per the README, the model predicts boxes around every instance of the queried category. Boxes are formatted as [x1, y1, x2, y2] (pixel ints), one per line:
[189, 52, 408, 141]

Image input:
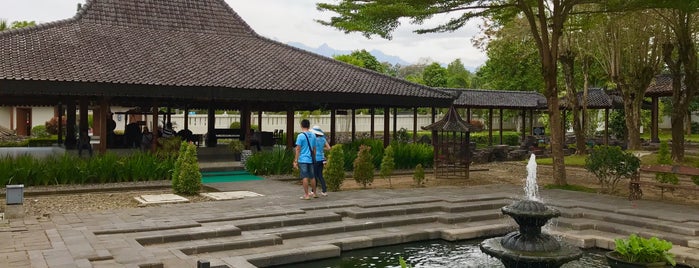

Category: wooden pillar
[651, 97, 659, 143]
[57, 103, 63, 145]
[79, 97, 89, 133]
[488, 108, 493, 146]
[466, 108, 471, 122]
[351, 108, 356, 142]
[604, 108, 610, 145]
[499, 108, 504, 145]
[392, 107, 397, 140]
[93, 108, 102, 136]
[370, 108, 375, 139]
[529, 110, 534, 135]
[431, 107, 436, 123]
[206, 106, 216, 147]
[65, 100, 77, 149]
[151, 103, 159, 152]
[258, 110, 263, 131]
[184, 106, 189, 130]
[166, 106, 171, 125]
[384, 107, 390, 147]
[521, 109, 526, 141]
[413, 107, 418, 142]
[286, 109, 294, 149]
[241, 105, 251, 148]
[330, 109, 337, 145]
[98, 98, 109, 154]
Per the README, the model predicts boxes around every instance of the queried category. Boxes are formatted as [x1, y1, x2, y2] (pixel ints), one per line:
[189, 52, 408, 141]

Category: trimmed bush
[585, 145, 640, 193]
[342, 139, 384, 171]
[413, 164, 426, 187]
[353, 145, 375, 188]
[379, 145, 395, 187]
[470, 132, 520, 146]
[172, 142, 202, 195]
[31, 125, 50, 138]
[391, 142, 434, 169]
[245, 147, 294, 175]
[655, 141, 678, 184]
[324, 144, 345, 191]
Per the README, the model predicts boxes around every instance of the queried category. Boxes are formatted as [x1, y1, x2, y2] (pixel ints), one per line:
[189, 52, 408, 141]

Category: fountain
[480, 154, 582, 268]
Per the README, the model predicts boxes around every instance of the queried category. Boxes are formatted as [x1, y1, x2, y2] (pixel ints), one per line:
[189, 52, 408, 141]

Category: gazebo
[422, 105, 479, 179]
[0, 0, 454, 153]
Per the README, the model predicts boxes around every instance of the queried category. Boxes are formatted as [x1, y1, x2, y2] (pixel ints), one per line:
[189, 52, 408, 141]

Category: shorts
[298, 163, 314, 179]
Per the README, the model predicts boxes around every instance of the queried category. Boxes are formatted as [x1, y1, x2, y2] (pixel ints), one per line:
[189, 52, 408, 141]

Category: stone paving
[2, 179, 699, 268]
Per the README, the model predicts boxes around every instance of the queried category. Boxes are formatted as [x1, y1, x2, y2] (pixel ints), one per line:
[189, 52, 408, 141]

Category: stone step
[135, 225, 242, 246]
[340, 199, 508, 219]
[178, 235, 283, 255]
[437, 209, 504, 224]
[557, 207, 699, 236]
[204, 211, 343, 231]
[553, 217, 694, 247]
[196, 209, 307, 224]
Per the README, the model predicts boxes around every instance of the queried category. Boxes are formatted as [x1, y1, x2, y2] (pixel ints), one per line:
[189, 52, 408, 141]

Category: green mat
[201, 171, 263, 184]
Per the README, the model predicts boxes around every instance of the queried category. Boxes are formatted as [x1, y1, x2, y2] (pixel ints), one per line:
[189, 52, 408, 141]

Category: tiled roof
[422, 106, 478, 132]
[441, 88, 547, 109]
[645, 74, 675, 97]
[0, 0, 453, 106]
[560, 88, 613, 109]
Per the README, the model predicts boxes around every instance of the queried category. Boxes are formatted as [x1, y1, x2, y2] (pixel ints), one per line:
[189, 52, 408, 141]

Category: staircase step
[178, 235, 282, 255]
[558, 207, 699, 236]
[135, 225, 242, 246]
[554, 217, 693, 247]
[205, 211, 342, 231]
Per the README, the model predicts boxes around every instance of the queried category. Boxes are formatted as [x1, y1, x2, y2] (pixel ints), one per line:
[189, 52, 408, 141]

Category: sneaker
[321, 192, 328, 197]
[312, 193, 318, 198]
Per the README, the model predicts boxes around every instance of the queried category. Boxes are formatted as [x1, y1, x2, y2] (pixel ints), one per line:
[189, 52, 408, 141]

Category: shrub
[245, 147, 294, 175]
[324, 144, 345, 191]
[469, 120, 484, 131]
[613, 234, 675, 266]
[353, 145, 375, 188]
[228, 139, 245, 154]
[45, 116, 67, 135]
[379, 145, 395, 187]
[342, 139, 384, 170]
[172, 142, 202, 195]
[157, 136, 182, 153]
[413, 164, 426, 187]
[28, 137, 57, 147]
[470, 132, 520, 146]
[584, 145, 640, 193]
[394, 128, 411, 143]
[391, 142, 434, 169]
[31, 125, 50, 138]
[655, 141, 678, 184]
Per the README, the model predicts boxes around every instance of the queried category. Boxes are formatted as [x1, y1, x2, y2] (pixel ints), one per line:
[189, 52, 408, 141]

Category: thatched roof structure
[422, 106, 478, 132]
[439, 88, 547, 110]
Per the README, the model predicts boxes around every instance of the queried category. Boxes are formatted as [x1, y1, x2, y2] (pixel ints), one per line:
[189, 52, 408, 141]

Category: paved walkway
[1, 178, 699, 268]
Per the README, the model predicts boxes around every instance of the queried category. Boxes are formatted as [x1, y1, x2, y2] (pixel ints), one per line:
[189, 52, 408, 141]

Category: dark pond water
[273, 239, 610, 268]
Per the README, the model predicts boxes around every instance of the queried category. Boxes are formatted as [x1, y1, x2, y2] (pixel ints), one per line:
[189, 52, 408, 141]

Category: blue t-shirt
[314, 136, 327, 161]
[295, 131, 316, 164]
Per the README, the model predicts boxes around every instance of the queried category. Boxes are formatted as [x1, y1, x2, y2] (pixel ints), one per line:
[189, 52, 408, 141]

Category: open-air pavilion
[0, 0, 454, 153]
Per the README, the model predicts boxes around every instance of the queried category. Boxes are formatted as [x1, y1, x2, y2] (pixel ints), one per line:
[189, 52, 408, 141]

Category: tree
[324, 144, 346, 191]
[316, 0, 604, 185]
[353, 145, 375, 188]
[333, 49, 385, 73]
[379, 145, 395, 187]
[446, 59, 473, 88]
[0, 20, 35, 31]
[422, 62, 448, 87]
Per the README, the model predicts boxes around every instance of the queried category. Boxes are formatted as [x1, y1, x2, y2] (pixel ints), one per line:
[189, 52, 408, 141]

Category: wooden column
[604, 108, 610, 145]
[466, 108, 471, 122]
[206, 106, 216, 147]
[431, 107, 436, 123]
[529, 110, 534, 135]
[521, 109, 526, 141]
[65, 100, 77, 149]
[370, 108, 375, 139]
[330, 109, 337, 145]
[57, 103, 63, 145]
[499, 108, 504, 145]
[79, 97, 89, 133]
[392, 107, 397, 140]
[166, 106, 171, 125]
[93, 108, 102, 136]
[384, 107, 390, 147]
[651, 97, 659, 143]
[351, 108, 356, 142]
[488, 108, 493, 146]
[184, 106, 189, 130]
[258, 110, 263, 131]
[413, 107, 418, 142]
[286, 109, 294, 149]
[151, 103, 159, 152]
[98, 98, 109, 154]
[241, 105, 251, 148]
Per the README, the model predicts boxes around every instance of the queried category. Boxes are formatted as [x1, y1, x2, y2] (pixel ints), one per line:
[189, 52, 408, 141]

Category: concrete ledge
[688, 240, 699, 249]
[235, 213, 342, 231]
[437, 210, 503, 224]
[4, 204, 24, 219]
[136, 226, 242, 245]
[440, 224, 515, 241]
[221, 256, 257, 268]
[93, 222, 201, 235]
[179, 236, 282, 255]
[197, 210, 306, 223]
[246, 244, 340, 267]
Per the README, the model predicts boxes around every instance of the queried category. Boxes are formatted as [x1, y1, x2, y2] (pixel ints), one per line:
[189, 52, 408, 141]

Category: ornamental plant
[413, 164, 426, 187]
[584, 145, 640, 193]
[324, 144, 345, 191]
[172, 142, 202, 195]
[353, 144, 375, 188]
[655, 141, 678, 184]
[379, 145, 395, 188]
[613, 234, 676, 266]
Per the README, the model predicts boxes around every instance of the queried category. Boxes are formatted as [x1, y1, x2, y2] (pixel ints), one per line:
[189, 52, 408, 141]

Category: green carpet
[201, 171, 263, 184]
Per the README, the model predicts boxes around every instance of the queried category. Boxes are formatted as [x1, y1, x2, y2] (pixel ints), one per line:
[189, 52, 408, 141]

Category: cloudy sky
[3, 0, 487, 70]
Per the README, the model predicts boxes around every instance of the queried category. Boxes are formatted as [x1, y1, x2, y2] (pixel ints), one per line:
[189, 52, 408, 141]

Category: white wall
[31, 107, 54, 130]
[0, 107, 11, 129]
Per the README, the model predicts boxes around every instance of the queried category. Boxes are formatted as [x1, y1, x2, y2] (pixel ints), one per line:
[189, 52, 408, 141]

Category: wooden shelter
[0, 0, 454, 152]
[422, 105, 479, 179]
[645, 74, 675, 143]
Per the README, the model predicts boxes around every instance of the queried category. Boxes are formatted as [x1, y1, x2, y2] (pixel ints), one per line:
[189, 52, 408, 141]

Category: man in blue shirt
[294, 119, 317, 200]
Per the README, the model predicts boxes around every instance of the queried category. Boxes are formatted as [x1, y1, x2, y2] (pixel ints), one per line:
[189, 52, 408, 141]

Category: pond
[272, 239, 609, 268]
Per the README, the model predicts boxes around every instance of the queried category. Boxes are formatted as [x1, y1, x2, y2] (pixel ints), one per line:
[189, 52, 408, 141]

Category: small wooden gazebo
[422, 105, 479, 179]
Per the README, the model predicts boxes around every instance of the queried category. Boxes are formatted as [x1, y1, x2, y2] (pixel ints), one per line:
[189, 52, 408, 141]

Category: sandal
[300, 195, 310, 200]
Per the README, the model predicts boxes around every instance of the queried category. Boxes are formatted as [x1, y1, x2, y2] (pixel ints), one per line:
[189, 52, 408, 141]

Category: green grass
[534, 154, 587, 167]
[544, 184, 597, 193]
[640, 129, 699, 143]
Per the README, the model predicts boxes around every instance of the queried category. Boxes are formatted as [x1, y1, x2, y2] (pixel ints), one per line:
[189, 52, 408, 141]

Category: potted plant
[606, 234, 676, 268]
[228, 140, 244, 161]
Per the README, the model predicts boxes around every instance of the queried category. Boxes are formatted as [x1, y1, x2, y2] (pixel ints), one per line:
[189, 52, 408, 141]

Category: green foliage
[353, 145, 375, 188]
[536, 155, 587, 167]
[342, 139, 384, 171]
[333, 49, 385, 73]
[157, 137, 182, 153]
[324, 144, 346, 192]
[31, 125, 50, 138]
[27, 137, 58, 147]
[413, 164, 426, 187]
[394, 127, 411, 143]
[470, 132, 520, 146]
[391, 142, 434, 169]
[44, 117, 67, 135]
[614, 234, 676, 266]
[584, 146, 640, 193]
[609, 109, 627, 140]
[422, 62, 448, 87]
[228, 139, 245, 154]
[399, 256, 412, 268]
[229, 122, 258, 130]
[172, 142, 202, 195]
[245, 148, 294, 175]
[379, 145, 395, 187]
[655, 141, 678, 184]
[446, 59, 473, 88]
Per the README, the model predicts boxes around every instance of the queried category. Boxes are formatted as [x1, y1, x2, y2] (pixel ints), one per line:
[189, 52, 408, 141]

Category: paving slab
[134, 194, 189, 205]
[200, 191, 264, 200]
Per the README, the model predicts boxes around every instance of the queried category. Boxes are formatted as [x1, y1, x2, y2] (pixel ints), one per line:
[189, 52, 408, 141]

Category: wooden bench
[631, 165, 699, 200]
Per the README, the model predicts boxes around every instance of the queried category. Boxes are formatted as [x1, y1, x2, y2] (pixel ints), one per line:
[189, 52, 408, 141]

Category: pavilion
[0, 0, 454, 152]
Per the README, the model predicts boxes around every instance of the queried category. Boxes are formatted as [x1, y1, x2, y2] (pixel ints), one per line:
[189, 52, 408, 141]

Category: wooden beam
[206, 106, 216, 147]
[351, 108, 356, 142]
[529, 110, 534, 136]
[651, 97, 659, 143]
[57, 103, 63, 145]
[286, 109, 294, 149]
[66, 100, 77, 149]
[370, 108, 375, 139]
[604, 108, 609, 145]
[79, 97, 89, 133]
[184, 106, 189, 130]
[98, 98, 109, 154]
[488, 108, 493, 146]
[258, 110, 263, 131]
[392, 107, 397, 140]
[413, 107, 418, 142]
[499, 108, 504, 145]
[521, 109, 526, 142]
[330, 109, 337, 145]
[151, 102, 159, 152]
[384, 107, 390, 147]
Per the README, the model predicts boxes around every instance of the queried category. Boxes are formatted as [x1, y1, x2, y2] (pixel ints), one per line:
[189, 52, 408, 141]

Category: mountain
[287, 42, 411, 66]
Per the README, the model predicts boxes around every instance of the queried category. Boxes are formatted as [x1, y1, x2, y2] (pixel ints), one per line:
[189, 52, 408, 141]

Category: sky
[3, 0, 488, 70]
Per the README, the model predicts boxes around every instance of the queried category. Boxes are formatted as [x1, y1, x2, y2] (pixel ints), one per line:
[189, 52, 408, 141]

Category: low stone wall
[0, 146, 65, 159]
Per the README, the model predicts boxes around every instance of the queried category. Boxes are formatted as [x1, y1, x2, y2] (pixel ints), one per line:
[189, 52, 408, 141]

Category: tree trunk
[560, 51, 586, 155]
[623, 92, 642, 150]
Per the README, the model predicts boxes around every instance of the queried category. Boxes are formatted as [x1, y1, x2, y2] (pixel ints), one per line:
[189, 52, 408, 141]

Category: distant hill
[287, 42, 411, 66]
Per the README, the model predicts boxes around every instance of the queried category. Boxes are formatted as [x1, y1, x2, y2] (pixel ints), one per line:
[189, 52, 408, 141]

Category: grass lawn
[534, 154, 587, 167]
[640, 129, 699, 143]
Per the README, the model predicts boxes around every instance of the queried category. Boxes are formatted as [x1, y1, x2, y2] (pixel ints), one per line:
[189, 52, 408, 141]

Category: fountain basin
[481, 237, 583, 268]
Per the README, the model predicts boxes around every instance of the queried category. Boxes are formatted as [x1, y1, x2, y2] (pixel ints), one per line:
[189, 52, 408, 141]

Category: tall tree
[446, 59, 473, 88]
[316, 0, 603, 185]
[423, 62, 448, 87]
[333, 49, 386, 73]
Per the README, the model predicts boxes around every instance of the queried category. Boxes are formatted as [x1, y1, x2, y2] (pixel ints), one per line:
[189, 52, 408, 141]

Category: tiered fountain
[480, 154, 582, 268]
